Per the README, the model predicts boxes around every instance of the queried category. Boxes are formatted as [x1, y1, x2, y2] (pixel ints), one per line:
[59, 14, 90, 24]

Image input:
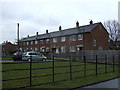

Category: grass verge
[2, 61, 119, 88]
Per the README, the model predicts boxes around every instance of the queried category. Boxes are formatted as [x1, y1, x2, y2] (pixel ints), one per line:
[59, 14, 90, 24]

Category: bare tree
[104, 20, 120, 46]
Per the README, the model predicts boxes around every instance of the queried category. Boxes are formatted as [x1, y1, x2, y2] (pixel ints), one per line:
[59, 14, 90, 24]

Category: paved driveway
[84, 78, 119, 88]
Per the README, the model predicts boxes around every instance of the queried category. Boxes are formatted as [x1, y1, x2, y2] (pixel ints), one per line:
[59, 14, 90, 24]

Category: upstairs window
[35, 40, 38, 44]
[70, 35, 76, 41]
[26, 42, 29, 45]
[78, 34, 83, 40]
[31, 41, 33, 45]
[61, 37, 66, 42]
[46, 39, 50, 44]
[53, 38, 57, 43]
[40, 40, 44, 44]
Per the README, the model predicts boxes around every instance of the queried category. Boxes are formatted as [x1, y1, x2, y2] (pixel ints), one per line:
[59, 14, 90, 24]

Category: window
[78, 34, 83, 40]
[23, 42, 25, 45]
[31, 41, 33, 45]
[46, 47, 50, 52]
[76, 45, 83, 50]
[26, 42, 29, 45]
[35, 40, 38, 44]
[46, 39, 50, 44]
[61, 46, 66, 53]
[70, 46, 76, 52]
[30, 48, 33, 50]
[53, 38, 57, 43]
[40, 40, 44, 44]
[61, 37, 66, 42]
[70, 35, 76, 41]
[26, 48, 28, 51]
[35, 47, 38, 51]
[93, 40, 96, 46]
[40, 47, 45, 52]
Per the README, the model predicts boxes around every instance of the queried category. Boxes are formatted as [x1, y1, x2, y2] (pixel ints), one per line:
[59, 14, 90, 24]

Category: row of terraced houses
[20, 21, 109, 55]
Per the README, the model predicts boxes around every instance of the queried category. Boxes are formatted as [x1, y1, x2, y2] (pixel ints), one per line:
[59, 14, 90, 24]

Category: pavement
[0, 60, 14, 62]
[83, 78, 119, 88]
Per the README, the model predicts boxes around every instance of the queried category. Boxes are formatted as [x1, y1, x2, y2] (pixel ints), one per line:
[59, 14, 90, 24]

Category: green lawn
[2, 61, 119, 88]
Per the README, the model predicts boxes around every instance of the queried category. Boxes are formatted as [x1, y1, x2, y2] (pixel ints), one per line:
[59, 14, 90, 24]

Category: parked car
[22, 51, 47, 61]
[12, 52, 23, 61]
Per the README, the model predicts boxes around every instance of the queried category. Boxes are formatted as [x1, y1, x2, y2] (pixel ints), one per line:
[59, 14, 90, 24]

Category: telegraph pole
[17, 23, 20, 51]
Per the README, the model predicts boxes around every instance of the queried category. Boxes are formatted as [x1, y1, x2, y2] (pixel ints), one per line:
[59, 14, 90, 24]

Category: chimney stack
[59, 25, 62, 31]
[46, 30, 48, 34]
[76, 21, 79, 28]
[89, 20, 93, 24]
[28, 35, 29, 37]
[36, 32, 38, 36]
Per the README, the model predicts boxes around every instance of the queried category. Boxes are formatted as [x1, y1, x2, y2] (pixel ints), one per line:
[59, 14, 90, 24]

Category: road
[0, 60, 14, 62]
[83, 78, 119, 88]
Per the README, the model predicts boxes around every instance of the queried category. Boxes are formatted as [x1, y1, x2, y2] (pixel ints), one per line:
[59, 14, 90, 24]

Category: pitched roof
[21, 22, 100, 41]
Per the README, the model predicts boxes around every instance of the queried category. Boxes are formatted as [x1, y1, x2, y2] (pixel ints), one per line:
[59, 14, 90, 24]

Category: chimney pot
[36, 32, 38, 35]
[76, 21, 79, 27]
[89, 20, 93, 24]
[28, 35, 29, 37]
[46, 30, 48, 34]
[59, 25, 62, 31]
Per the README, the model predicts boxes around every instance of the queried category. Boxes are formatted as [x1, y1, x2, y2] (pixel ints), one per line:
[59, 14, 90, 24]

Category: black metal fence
[1, 54, 119, 88]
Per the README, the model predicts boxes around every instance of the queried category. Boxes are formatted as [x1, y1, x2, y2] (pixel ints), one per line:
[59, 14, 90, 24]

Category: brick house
[1, 41, 18, 56]
[20, 21, 109, 55]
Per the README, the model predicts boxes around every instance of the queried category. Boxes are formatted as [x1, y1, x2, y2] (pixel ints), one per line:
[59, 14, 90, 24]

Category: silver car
[22, 51, 47, 61]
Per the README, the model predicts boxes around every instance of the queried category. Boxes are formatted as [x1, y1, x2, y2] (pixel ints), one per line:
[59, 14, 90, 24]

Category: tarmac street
[84, 78, 119, 88]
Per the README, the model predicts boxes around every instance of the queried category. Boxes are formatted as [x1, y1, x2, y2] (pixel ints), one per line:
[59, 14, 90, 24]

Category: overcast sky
[0, 0, 119, 44]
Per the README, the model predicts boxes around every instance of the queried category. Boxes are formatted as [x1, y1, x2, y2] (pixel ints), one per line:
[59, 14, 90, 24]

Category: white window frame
[40, 47, 45, 52]
[53, 38, 57, 43]
[35, 40, 38, 44]
[61, 46, 66, 53]
[35, 47, 38, 51]
[26, 42, 29, 45]
[93, 40, 96, 46]
[70, 35, 76, 41]
[46, 47, 50, 52]
[61, 36, 66, 42]
[31, 41, 33, 45]
[78, 34, 83, 40]
[23, 42, 25, 45]
[46, 39, 50, 44]
[40, 40, 44, 44]
[70, 46, 76, 52]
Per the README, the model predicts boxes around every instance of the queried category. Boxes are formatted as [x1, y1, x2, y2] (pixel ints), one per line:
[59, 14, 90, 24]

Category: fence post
[105, 55, 107, 74]
[96, 55, 97, 76]
[113, 55, 115, 72]
[29, 55, 32, 87]
[83, 55, 86, 77]
[52, 55, 55, 83]
[69, 55, 72, 80]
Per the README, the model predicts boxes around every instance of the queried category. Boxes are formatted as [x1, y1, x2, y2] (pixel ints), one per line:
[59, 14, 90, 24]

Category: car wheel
[42, 58, 46, 61]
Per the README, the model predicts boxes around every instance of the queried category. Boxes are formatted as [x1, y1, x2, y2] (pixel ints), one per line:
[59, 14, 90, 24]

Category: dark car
[12, 52, 23, 61]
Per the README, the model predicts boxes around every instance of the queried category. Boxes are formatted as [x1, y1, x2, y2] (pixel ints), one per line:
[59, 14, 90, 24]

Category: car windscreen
[23, 52, 27, 55]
